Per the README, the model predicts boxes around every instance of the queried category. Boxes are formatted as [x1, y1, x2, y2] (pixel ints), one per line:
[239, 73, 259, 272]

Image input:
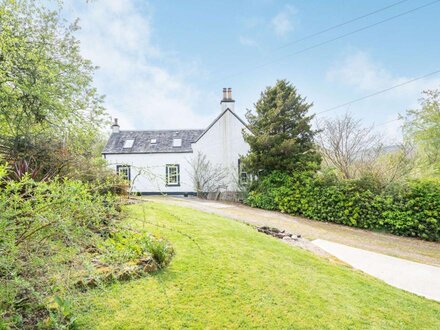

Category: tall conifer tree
[243, 80, 320, 175]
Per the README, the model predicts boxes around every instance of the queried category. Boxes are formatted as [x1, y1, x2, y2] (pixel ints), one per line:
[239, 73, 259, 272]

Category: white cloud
[326, 51, 440, 95]
[382, 114, 404, 143]
[325, 51, 440, 141]
[239, 36, 257, 47]
[64, 0, 212, 130]
[242, 16, 263, 29]
[271, 5, 296, 37]
[326, 51, 395, 91]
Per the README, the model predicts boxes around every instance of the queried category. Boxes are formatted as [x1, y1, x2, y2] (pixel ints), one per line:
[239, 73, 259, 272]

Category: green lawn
[74, 202, 440, 329]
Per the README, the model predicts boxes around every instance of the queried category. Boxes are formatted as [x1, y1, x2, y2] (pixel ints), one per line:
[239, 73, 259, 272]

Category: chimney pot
[220, 87, 235, 112]
[111, 117, 120, 133]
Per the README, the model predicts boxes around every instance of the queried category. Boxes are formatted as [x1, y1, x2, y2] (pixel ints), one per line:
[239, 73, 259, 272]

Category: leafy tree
[243, 80, 320, 175]
[402, 89, 440, 176]
[0, 0, 108, 175]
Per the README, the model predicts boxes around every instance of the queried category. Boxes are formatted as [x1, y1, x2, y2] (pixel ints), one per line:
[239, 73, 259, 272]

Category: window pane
[172, 139, 182, 147]
[117, 165, 130, 181]
[123, 139, 134, 148]
[166, 164, 179, 185]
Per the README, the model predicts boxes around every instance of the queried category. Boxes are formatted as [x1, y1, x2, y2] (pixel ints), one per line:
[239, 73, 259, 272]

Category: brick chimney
[220, 87, 235, 112]
[111, 118, 120, 133]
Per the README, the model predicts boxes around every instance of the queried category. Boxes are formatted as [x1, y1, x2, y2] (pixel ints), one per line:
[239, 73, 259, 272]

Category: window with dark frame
[116, 165, 131, 182]
[238, 159, 248, 184]
[166, 164, 180, 186]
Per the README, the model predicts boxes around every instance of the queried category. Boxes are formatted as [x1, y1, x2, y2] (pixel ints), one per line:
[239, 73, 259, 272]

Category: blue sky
[64, 0, 440, 141]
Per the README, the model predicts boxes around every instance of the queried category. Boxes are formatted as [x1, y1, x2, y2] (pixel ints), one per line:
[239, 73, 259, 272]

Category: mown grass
[73, 201, 440, 329]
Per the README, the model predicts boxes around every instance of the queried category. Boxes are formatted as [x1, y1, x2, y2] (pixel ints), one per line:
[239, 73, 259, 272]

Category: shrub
[381, 179, 440, 240]
[0, 167, 121, 328]
[245, 171, 440, 241]
[0, 163, 174, 329]
[0, 160, 175, 328]
[98, 230, 174, 269]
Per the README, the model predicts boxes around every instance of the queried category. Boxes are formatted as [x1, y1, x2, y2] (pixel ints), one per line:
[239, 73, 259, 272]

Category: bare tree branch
[187, 152, 228, 199]
[315, 113, 383, 179]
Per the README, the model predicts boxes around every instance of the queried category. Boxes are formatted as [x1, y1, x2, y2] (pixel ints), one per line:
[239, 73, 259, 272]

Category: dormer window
[123, 139, 134, 148]
[151, 139, 157, 144]
[173, 138, 182, 147]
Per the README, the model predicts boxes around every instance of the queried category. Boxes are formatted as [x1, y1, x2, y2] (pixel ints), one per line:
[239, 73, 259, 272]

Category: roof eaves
[102, 150, 194, 155]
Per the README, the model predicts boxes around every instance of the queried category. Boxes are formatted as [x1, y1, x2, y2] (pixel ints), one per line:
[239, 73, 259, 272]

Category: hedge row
[245, 171, 440, 241]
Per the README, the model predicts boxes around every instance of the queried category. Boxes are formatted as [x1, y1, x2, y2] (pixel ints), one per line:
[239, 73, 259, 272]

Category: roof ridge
[118, 128, 204, 132]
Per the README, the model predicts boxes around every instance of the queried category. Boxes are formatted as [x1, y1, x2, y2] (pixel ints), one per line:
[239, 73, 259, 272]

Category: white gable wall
[191, 109, 250, 190]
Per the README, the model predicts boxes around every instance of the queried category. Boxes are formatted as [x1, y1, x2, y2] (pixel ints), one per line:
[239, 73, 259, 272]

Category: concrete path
[313, 239, 440, 302]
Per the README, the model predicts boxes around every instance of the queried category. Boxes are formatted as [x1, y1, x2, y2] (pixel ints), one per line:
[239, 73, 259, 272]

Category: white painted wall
[192, 109, 250, 190]
[104, 109, 250, 194]
[104, 152, 194, 193]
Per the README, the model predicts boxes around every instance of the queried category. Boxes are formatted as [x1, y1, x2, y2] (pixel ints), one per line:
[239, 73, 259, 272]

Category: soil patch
[257, 226, 334, 260]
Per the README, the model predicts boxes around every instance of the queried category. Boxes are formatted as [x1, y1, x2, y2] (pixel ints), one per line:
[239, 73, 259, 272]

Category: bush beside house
[245, 171, 440, 241]
[0, 164, 174, 328]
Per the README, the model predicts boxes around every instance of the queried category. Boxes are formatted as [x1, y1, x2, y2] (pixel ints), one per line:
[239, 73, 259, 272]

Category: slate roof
[102, 129, 205, 154]
[103, 109, 249, 154]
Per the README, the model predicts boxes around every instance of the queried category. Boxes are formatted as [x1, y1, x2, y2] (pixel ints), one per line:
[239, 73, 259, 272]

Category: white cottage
[102, 88, 250, 195]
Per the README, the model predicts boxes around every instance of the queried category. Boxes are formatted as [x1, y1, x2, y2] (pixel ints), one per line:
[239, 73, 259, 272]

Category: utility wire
[375, 118, 403, 127]
[209, 0, 409, 78]
[278, 0, 410, 49]
[200, 69, 440, 146]
[213, 0, 440, 83]
[316, 69, 440, 115]
[204, 70, 440, 144]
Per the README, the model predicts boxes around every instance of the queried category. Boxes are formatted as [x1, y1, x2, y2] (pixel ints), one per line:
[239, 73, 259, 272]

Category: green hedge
[245, 171, 440, 241]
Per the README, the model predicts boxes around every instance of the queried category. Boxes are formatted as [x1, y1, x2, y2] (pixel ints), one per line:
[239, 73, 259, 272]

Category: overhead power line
[374, 118, 403, 127]
[213, 0, 440, 83]
[209, 0, 408, 79]
[283, 0, 440, 57]
[316, 69, 440, 115]
[278, 0, 410, 49]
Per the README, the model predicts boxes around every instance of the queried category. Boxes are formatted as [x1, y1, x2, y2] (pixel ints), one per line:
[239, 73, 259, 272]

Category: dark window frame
[166, 164, 180, 186]
[238, 159, 248, 184]
[116, 165, 131, 182]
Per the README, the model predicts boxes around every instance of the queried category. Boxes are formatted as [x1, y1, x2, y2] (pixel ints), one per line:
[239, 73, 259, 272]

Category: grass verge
[73, 202, 440, 329]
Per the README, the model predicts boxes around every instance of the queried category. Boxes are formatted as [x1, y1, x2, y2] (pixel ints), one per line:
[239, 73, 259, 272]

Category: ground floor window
[116, 165, 131, 182]
[238, 159, 248, 184]
[166, 164, 180, 186]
